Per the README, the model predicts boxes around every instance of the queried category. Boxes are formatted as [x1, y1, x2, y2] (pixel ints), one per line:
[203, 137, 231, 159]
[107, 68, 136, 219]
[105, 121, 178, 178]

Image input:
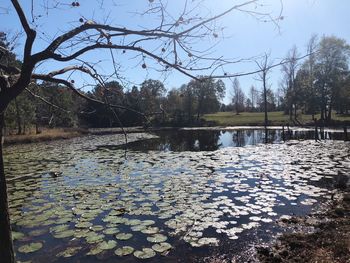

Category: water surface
[4, 130, 350, 262]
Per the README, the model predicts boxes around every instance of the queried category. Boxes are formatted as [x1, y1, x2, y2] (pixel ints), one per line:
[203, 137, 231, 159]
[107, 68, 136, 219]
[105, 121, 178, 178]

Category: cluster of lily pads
[4, 134, 350, 262]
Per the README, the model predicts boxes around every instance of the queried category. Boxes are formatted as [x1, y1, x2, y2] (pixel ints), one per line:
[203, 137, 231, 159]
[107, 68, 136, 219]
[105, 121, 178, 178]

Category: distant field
[203, 111, 350, 126]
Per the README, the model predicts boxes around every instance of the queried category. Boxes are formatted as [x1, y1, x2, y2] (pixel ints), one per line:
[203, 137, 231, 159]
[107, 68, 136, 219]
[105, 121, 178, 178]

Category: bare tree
[231, 77, 245, 114]
[0, 1, 284, 261]
[249, 85, 259, 111]
[255, 53, 272, 128]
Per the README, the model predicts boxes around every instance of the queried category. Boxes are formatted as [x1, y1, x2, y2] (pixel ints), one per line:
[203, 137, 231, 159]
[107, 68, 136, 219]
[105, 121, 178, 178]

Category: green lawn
[203, 111, 350, 126]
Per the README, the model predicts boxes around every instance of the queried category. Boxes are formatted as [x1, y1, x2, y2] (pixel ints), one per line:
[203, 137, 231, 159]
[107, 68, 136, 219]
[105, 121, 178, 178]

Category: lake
[4, 129, 350, 262]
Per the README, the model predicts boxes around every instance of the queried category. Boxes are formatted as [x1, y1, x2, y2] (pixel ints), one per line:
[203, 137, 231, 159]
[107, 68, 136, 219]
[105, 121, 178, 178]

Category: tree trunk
[197, 100, 202, 121]
[263, 73, 268, 128]
[14, 98, 22, 135]
[0, 112, 15, 263]
[327, 103, 332, 123]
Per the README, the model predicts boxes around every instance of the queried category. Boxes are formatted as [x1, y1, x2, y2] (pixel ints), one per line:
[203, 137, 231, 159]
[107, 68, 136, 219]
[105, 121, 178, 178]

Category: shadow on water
[106, 129, 345, 152]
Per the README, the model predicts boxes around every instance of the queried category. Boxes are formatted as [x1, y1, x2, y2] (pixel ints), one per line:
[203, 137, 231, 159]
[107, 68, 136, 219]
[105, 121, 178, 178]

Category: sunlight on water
[4, 131, 350, 262]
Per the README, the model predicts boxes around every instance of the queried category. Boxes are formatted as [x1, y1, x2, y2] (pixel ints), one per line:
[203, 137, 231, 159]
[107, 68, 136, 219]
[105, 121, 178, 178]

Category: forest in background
[2, 33, 350, 134]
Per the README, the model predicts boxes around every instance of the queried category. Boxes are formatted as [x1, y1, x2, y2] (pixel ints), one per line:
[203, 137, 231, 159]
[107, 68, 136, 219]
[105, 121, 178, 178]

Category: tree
[314, 36, 349, 122]
[4, 89, 36, 134]
[255, 53, 272, 128]
[84, 81, 125, 127]
[188, 77, 225, 120]
[231, 78, 245, 114]
[284, 36, 350, 123]
[248, 85, 259, 111]
[265, 88, 276, 111]
[180, 83, 196, 123]
[280, 46, 299, 120]
[140, 79, 166, 118]
[0, 1, 283, 261]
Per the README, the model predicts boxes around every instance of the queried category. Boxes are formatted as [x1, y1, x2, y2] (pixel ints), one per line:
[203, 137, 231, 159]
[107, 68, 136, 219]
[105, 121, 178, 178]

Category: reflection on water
[117, 129, 345, 152]
[4, 131, 350, 263]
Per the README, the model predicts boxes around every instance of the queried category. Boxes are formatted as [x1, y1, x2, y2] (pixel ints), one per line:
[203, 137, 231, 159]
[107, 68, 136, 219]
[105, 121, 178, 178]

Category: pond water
[114, 129, 345, 151]
[4, 129, 350, 262]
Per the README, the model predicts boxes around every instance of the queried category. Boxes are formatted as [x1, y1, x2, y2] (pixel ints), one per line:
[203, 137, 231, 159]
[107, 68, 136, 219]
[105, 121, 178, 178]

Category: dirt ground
[256, 190, 350, 263]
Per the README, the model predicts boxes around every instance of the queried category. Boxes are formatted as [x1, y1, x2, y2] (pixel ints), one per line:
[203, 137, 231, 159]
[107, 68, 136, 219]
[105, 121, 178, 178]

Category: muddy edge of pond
[255, 187, 350, 263]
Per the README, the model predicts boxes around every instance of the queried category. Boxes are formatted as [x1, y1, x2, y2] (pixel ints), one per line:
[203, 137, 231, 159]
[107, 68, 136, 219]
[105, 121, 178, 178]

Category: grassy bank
[3, 128, 87, 145]
[3, 127, 170, 145]
[203, 111, 350, 126]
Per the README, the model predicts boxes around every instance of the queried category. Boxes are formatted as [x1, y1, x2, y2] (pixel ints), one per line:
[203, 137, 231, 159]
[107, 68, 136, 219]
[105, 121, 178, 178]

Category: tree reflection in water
[111, 129, 344, 152]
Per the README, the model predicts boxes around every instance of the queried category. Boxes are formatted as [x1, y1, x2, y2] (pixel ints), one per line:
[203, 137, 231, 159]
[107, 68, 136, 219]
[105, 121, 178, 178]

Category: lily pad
[114, 246, 134, 256]
[131, 225, 147, 232]
[142, 220, 155, 226]
[152, 242, 172, 253]
[99, 240, 117, 250]
[103, 227, 119, 235]
[50, 224, 69, 233]
[86, 233, 105, 244]
[133, 248, 156, 259]
[87, 246, 103, 256]
[12, 231, 25, 240]
[52, 229, 75, 239]
[89, 225, 104, 231]
[29, 229, 48, 237]
[75, 221, 92, 229]
[115, 233, 133, 240]
[18, 242, 43, 253]
[141, 227, 159, 234]
[56, 246, 82, 258]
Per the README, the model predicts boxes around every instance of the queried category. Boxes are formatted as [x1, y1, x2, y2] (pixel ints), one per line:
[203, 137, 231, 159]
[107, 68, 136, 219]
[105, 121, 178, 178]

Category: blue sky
[2, 0, 350, 104]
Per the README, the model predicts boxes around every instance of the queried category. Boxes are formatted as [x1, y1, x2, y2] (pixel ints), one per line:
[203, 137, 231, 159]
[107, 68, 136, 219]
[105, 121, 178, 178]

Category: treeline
[2, 33, 350, 133]
[4, 77, 226, 133]
[229, 35, 350, 122]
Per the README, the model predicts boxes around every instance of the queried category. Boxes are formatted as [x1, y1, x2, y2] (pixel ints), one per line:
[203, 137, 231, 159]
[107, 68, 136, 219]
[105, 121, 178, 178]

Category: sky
[1, 0, 350, 104]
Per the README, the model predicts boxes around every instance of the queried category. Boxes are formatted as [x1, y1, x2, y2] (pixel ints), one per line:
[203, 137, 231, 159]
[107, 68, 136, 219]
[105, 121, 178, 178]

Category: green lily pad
[131, 224, 147, 232]
[142, 220, 155, 226]
[115, 233, 133, 240]
[74, 229, 90, 238]
[87, 246, 103, 256]
[141, 227, 159, 234]
[50, 224, 69, 233]
[114, 246, 134, 256]
[133, 248, 156, 259]
[75, 221, 92, 229]
[147, 234, 167, 243]
[12, 231, 25, 240]
[99, 240, 117, 250]
[86, 233, 105, 244]
[126, 219, 141, 226]
[90, 225, 104, 231]
[52, 229, 75, 239]
[18, 242, 43, 253]
[29, 229, 47, 237]
[103, 227, 120, 235]
[152, 242, 172, 253]
[56, 246, 82, 258]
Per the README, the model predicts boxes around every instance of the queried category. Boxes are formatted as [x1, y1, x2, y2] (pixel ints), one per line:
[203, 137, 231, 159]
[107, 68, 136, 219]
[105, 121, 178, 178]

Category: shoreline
[256, 188, 350, 263]
[4, 125, 347, 146]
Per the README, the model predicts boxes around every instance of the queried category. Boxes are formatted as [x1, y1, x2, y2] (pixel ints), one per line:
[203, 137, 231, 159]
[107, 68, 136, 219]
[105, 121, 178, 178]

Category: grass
[203, 111, 350, 126]
[4, 128, 86, 145]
